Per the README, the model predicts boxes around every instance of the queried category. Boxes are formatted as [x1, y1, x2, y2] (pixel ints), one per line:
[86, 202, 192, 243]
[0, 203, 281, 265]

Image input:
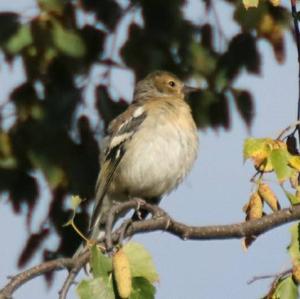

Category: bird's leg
[131, 197, 161, 221]
[132, 197, 146, 220]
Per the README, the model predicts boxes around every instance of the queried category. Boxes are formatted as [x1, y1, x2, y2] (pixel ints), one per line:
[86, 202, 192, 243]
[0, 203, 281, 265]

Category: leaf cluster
[243, 131, 300, 296]
[77, 243, 158, 299]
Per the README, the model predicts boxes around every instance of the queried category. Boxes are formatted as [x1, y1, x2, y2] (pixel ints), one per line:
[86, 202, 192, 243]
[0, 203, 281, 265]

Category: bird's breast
[111, 104, 198, 198]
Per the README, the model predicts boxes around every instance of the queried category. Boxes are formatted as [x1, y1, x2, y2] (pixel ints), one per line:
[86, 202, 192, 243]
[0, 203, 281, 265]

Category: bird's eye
[168, 80, 176, 87]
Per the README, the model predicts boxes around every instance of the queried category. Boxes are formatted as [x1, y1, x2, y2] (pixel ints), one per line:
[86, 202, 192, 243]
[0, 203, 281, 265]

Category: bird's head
[134, 71, 198, 102]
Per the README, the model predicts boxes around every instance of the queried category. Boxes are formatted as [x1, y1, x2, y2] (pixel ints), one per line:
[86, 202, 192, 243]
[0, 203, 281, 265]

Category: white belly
[112, 115, 198, 198]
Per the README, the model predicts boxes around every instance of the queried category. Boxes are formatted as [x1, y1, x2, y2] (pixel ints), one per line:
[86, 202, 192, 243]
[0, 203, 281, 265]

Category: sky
[0, 1, 298, 299]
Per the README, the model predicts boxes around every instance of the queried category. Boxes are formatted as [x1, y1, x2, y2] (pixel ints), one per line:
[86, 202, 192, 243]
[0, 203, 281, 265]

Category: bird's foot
[132, 198, 146, 220]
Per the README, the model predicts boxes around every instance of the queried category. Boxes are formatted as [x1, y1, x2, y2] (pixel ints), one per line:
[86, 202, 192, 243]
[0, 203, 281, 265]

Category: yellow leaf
[290, 169, 299, 189]
[269, 0, 280, 6]
[289, 156, 300, 171]
[243, 0, 259, 9]
[71, 195, 82, 210]
[244, 138, 271, 170]
[0, 132, 16, 169]
[293, 263, 300, 284]
[243, 192, 263, 250]
[246, 192, 263, 220]
[258, 183, 280, 211]
[244, 138, 286, 172]
[259, 13, 284, 42]
[259, 14, 275, 35]
[257, 13, 284, 63]
[254, 156, 273, 172]
[244, 138, 271, 160]
[296, 190, 300, 201]
[272, 140, 287, 150]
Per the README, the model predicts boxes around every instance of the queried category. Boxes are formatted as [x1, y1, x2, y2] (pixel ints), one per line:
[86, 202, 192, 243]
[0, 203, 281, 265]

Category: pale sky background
[0, 1, 298, 299]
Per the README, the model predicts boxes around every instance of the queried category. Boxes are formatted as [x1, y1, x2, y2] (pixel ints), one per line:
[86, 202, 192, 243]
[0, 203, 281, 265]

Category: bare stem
[291, 0, 300, 140]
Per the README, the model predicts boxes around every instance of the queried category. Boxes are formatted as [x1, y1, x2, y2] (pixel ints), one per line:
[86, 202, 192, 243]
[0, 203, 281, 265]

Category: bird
[88, 70, 199, 242]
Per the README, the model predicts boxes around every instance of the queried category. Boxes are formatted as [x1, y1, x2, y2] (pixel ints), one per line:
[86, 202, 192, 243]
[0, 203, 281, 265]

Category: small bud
[258, 183, 280, 211]
[113, 248, 132, 299]
[293, 263, 300, 284]
[245, 192, 263, 221]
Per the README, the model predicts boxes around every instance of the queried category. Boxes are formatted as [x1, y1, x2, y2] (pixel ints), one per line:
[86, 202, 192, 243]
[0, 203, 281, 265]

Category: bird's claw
[133, 198, 146, 220]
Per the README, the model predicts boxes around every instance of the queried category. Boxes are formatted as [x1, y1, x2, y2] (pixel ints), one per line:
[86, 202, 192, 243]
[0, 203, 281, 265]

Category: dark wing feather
[89, 144, 125, 230]
[89, 106, 146, 231]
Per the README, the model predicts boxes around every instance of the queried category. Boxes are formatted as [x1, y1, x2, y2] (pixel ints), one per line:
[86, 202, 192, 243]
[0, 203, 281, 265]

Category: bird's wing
[89, 104, 147, 230]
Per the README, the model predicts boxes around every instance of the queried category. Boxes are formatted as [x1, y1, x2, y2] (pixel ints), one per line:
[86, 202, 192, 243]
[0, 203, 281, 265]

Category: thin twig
[0, 258, 76, 299]
[275, 120, 300, 140]
[210, 0, 228, 49]
[291, 0, 300, 141]
[58, 262, 84, 299]
[247, 269, 292, 284]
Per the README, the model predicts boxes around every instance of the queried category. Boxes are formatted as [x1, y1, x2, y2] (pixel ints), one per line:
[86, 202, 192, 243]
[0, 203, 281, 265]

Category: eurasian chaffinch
[89, 70, 199, 240]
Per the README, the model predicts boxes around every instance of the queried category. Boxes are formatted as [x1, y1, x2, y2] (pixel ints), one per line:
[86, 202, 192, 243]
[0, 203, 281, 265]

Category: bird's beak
[183, 85, 200, 94]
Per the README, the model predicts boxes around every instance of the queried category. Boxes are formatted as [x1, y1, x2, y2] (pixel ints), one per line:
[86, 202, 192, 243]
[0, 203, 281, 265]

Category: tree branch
[1, 201, 300, 299]
[0, 258, 74, 299]
[109, 200, 300, 242]
[58, 257, 87, 299]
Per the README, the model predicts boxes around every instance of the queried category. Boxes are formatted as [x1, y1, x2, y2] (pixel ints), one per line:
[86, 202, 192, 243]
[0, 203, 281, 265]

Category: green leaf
[283, 190, 300, 206]
[243, 138, 271, 160]
[38, 0, 66, 15]
[190, 42, 216, 76]
[234, 2, 265, 31]
[288, 223, 300, 262]
[77, 277, 115, 299]
[90, 245, 112, 280]
[129, 277, 156, 299]
[270, 148, 291, 182]
[123, 242, 159, 283]
[28, 151, 65, 188]
[232, 89, 253, 128]
[0, 157, 17, 169]
[5, 24, 32, 54]
[0, 132, 16, 169]
[273, 276, 299, 299]
[51, 20, 86, 57]
[214, 70, 228, 93]
[71, 195, 82, 210]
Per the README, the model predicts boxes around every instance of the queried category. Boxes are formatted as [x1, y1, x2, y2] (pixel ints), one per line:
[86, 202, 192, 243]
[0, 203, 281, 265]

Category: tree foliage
[0, 0, 294, 292]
